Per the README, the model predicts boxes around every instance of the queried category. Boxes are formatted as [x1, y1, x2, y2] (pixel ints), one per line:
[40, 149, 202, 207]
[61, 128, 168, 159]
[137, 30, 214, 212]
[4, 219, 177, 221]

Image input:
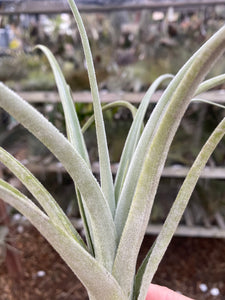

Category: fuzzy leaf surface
[0, 83, 116, 271]
[138, 117, 225, 299]
[113, 25, 225, 297]
[0, 179, 125, 300]
[67, 0, 115, 214]
[114, 74, 173, 203]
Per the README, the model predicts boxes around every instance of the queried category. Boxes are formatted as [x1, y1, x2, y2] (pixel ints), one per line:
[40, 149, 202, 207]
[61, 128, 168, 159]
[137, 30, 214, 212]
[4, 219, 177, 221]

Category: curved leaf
[0, 179, 125, 300]
[114, 27, 225, 240]
[114, 74, 173, 203]
[35, 45, 90, 165]
[132, 242, 155, 300]
[82, 101, 137, 134]
[67, 0, 115, 214]
[35, 44, 95, 252]
[195, 74, 225, 95]
[191, 98, 225, 109]
[0, 147, 86, 249]
[0, 83, 116, 271]
[138, 117, 225, 299]
[113, 25, 225, 297]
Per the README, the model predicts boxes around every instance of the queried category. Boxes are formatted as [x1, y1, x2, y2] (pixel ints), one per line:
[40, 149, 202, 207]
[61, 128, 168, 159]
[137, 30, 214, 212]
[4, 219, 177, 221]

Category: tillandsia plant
[1, 1, 225, 299]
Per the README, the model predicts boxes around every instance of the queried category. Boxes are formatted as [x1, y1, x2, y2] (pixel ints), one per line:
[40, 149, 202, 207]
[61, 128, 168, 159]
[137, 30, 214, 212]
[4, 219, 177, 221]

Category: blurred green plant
[0, 1, 225, 299]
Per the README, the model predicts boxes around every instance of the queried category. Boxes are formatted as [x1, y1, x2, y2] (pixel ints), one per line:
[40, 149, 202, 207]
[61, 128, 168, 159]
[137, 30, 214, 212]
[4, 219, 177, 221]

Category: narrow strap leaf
[0, 147, 86, 249]
[35, 44, 90, 166]
[113, 25, 225, 298]
[67, 0, 115, 215]
[0, 83, 116, 271]
[115, 71, 188, 237]
[35, 44, 94, 251]
[195, 74, 225, 95]
[192, 98, 225, 109]
[132, 241, 155, 300]
[138, 117, 225, 300]
[115, 26, 225, 240]
[114, 74, 173, 203]
[82, 101, 137, 134]
[0, 179, 50, 223]
[76, 190, 95, 255]
[0, 179, 125, 300]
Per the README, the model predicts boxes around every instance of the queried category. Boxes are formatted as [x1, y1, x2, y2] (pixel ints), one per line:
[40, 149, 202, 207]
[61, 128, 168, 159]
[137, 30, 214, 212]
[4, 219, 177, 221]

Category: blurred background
[0, 1, 225, 299]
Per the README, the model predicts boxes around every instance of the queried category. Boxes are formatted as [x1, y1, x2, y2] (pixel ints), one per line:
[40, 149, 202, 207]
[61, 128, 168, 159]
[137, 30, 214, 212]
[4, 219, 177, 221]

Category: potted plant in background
[0, 0, 225, 299]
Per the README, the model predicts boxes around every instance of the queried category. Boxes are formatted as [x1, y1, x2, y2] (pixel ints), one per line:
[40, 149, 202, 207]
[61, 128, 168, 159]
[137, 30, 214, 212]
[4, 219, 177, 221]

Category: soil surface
[0, 224, 225, 300]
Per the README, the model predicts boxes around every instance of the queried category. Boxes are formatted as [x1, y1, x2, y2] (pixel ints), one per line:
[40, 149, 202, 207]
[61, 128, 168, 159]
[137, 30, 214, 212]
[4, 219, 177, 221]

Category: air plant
[0, 1, 225, 299]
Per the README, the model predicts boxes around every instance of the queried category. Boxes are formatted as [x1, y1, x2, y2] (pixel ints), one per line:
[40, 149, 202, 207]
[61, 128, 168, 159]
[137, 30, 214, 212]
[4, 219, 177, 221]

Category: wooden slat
[16, 161, 225, 179]
[70, 218, 225, 238]
[18, 89, 225, 104]
[18, 90, 150, 104]
[145, 224, 225, 238]
[0, 0, 224, 15]
[15, 216, 225, 238]
[162, 166, 225, 179]
[93, 165, 225, 179]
